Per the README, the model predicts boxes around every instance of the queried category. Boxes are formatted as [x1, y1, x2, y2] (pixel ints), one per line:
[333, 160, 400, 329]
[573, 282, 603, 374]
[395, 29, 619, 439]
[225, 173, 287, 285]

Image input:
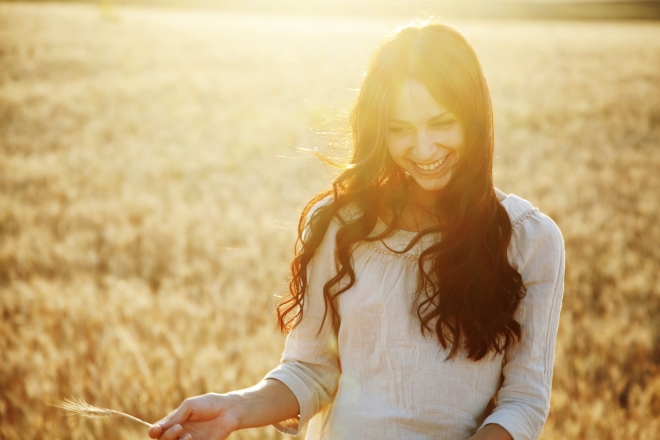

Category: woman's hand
[148, 393, 242, 440]
[148, 379, 300, 440]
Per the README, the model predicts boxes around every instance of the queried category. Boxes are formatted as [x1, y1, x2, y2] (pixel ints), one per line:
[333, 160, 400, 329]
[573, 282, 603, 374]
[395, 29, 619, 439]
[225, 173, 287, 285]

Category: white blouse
[265, 192, 565, 440]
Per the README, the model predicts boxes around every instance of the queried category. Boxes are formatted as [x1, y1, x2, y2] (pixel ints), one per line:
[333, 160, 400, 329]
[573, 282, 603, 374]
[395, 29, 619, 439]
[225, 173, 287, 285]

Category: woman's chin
[414, 169, 452, 189]
[407, 174, 452, 204]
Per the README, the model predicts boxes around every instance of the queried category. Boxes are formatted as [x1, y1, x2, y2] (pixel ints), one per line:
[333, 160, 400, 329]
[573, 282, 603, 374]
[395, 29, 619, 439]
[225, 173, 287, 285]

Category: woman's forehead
[389, 79, 452, 122]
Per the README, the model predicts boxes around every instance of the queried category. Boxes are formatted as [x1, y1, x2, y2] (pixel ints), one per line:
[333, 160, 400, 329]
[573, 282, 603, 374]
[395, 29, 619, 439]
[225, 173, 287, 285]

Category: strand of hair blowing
[277, 23, 526, 361]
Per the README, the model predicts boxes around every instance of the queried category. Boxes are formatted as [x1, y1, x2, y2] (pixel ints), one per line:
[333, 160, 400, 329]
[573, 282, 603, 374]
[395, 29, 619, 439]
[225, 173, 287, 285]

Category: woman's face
[386, 78, 465, 204]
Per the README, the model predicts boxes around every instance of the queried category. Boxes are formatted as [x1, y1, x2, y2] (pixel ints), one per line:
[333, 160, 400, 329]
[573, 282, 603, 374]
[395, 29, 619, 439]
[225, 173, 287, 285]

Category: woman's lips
[410, 153, 451, 176]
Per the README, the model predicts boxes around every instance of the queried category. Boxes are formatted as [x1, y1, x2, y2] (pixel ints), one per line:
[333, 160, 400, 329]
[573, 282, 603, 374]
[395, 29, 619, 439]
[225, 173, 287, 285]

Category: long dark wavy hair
[277, 22, 526, 361]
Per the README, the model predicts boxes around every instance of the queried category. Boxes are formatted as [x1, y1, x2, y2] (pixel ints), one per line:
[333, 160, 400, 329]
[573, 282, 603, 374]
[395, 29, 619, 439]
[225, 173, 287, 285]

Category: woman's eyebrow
[427, 113, 453, 123]
[389, 111, 454, 125]
[389, 112, 453, 125]
[388, 118, 411, 124]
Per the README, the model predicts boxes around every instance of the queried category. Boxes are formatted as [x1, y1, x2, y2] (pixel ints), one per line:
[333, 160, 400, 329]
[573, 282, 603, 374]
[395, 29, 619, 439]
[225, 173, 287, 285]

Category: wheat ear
[52, 398, 152, 428]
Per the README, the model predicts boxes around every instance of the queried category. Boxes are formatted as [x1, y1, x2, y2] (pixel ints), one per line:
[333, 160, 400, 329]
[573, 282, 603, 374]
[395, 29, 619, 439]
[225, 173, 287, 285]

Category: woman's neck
[382, 182, 506, 233]
[395, 199, 439, 232]
[392, 179, 440, 232]
[407, 179, 440, 208]
[379, 183, 441, 233]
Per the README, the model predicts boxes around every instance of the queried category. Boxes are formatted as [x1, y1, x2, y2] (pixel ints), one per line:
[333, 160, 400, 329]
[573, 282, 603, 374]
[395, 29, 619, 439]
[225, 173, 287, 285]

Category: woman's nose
[412, 130, 437, 160]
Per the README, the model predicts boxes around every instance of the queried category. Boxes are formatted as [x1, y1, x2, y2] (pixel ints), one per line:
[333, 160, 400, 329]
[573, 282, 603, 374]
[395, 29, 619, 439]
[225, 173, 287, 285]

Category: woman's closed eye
[388, 120, 457, 135]
[429, 119, 457, 130]
[388, 125, 413, 135]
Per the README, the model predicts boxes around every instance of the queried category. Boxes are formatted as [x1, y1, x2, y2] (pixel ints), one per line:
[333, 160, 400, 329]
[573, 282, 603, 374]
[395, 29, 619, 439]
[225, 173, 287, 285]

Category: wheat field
[1, 2, 659, 439]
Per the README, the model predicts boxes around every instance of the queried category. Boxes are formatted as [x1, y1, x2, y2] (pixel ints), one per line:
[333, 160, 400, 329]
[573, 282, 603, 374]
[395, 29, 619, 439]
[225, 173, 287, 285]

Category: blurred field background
[1, 1, 659, 439]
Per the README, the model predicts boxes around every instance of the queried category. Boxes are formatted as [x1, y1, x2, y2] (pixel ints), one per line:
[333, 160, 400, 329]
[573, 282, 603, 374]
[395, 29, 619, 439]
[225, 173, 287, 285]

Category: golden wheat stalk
[52, 398, 152, 428]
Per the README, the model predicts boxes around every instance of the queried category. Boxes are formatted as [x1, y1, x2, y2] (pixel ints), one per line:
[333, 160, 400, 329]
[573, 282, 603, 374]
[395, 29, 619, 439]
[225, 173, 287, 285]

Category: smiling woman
[386, 78, 466, 206]
[148, 21, 564, 440]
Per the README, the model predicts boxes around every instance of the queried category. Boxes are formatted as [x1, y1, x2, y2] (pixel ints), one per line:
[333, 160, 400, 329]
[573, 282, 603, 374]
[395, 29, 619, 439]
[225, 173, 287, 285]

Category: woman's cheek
[386, 137, 408, 165]
[433, 129, 463, 150]
[449, 125, 467, 151]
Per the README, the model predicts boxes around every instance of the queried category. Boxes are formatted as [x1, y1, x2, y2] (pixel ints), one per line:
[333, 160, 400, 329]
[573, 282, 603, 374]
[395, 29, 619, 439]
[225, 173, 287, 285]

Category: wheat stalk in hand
[53, 398, 152, 428]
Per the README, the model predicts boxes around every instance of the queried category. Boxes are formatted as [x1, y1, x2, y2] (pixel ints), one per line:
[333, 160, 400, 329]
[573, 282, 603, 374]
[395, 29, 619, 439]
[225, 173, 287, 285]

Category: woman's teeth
[414, 155, 448, 171]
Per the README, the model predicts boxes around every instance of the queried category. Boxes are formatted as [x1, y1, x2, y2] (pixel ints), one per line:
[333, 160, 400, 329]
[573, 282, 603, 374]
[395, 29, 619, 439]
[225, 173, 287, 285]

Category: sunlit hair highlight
[278, 22, 526, 361]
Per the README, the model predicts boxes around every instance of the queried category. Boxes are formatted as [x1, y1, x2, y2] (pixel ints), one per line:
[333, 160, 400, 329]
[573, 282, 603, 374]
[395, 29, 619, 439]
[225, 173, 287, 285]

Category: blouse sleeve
[263, 198, 341, 435]
[478, 210, 565, 440]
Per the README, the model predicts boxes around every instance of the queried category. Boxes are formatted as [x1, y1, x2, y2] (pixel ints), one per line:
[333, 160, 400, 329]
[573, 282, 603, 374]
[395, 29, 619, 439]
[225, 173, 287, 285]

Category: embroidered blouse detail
[362, 240, 419, 262]
[511, 207, 540, 230]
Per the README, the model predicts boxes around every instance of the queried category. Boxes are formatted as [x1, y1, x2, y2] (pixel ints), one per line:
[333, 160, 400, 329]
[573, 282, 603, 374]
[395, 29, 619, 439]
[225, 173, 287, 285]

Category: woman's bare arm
[229, 379, 300, 429]
[148, 379, 299, 440]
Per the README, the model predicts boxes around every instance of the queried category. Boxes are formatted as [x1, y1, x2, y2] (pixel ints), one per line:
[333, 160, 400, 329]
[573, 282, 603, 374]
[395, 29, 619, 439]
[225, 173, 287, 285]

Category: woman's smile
[411, 152, 450, 173]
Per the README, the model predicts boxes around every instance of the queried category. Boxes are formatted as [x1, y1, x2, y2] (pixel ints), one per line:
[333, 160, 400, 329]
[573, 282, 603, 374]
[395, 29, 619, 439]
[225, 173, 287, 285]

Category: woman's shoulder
[301, 196, 364, 247]
[499, 191, 564, 267]
[306, 196, 363, 226]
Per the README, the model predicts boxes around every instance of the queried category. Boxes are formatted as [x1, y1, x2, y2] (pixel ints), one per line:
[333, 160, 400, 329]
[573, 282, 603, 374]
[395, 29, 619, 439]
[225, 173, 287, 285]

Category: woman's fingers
[159, 424, 183, 440]
[148, 400, 193, 438]
[147, 424, 162, 438]
[148, 409, 175, 438]
[147, 394, 235, 439]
